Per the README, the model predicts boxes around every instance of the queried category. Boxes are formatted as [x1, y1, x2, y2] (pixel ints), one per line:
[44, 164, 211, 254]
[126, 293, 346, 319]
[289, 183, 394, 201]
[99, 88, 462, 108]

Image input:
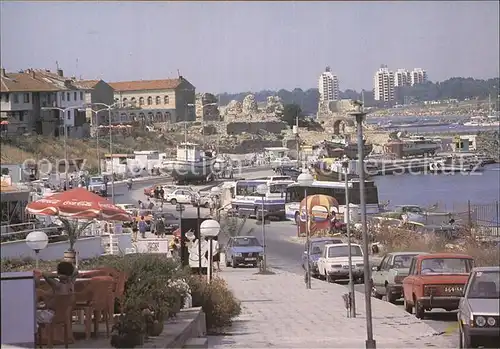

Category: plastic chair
[37, 294, 75, 349]
[95, 267, 128, 315]
[73, 276, 114, 339]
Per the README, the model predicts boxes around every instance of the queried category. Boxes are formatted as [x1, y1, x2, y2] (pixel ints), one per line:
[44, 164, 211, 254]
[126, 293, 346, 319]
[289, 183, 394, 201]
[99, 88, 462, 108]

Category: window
[393, 254, 417, 268]
[327, 245, 363, 258]
[147, 96, 152, 105]
[80, 92, 84, 100]
[67, 110, 71, 120]
[61, 92, 65, 101]
[3, 93, 9, 102]
[13, 94, 19, 103]
[155, 96, 161, 105]
[164, 95, 169, 104]
[233, 237, 260, 247]
[420, 258, 473, 274]
[24, 93, 30, 103]
[122, 98, 128, 106]
[131, 97, 136, 106]
[379, 255, 389, 270]
[67, 92, 70, 101]
[139, 97, 144, 106]
[467, 271, 500, 299]
[74, 92, 77, 100]
[18, 111, 24, 122]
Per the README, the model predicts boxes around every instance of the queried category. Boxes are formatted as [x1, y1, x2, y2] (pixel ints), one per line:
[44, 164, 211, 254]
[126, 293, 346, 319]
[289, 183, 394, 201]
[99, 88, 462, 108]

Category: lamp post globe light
[297, 172, 314, 289]
[349, 102, 376, 349]
[26, 231, 49, 269]
[255, 184, 270, 273]
[200, 219, 220, 283]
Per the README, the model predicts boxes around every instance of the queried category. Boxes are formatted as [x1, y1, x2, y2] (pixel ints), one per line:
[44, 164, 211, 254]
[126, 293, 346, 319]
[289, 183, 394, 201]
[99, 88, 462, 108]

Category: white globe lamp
[26, 231, 49, 268]
[200, 219, 220, 283]
[297, 172, 314, 186]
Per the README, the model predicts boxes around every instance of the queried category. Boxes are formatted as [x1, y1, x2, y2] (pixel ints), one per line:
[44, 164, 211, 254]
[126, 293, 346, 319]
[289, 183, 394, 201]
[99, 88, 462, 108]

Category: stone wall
[232, 139, 283, 153]
[226, 121, 288, 135]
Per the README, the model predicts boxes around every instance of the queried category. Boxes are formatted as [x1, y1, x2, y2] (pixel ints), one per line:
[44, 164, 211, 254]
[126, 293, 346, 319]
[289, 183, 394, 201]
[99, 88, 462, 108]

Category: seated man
[36, 261, 77, 327]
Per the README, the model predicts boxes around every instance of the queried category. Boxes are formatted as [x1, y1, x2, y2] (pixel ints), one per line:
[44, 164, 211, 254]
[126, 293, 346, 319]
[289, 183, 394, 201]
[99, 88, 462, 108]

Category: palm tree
[59, 217, 94, 252]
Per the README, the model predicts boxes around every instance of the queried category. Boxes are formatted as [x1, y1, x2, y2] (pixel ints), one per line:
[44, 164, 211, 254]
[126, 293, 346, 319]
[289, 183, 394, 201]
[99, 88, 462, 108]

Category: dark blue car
[302, 237, 343, 277]
[225, 236, 264, 268]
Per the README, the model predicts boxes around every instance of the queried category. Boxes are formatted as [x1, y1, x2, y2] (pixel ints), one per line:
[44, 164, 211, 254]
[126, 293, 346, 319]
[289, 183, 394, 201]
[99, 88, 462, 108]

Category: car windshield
[420, 258, 472, 274]
[270, 184, 288, 194]
[468, 271, 500, 299]
[233, 237, 261, 247]
[310, 240, 343, 255]
[393, 254, 417, 268]
[90, 177, 103, 183]
[328, 245, 363, 258]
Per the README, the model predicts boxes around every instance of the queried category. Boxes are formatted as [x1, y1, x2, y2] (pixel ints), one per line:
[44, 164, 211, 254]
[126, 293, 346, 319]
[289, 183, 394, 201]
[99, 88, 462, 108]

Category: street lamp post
[87, 102, 124, 204]
[41, 106, 86, 187]
[349, 104, 376, 349]
[87, 107, 108, 174]
[297, 172, 314, 289]
[200, 219, 220, 283]
[256, 184, 269, 273]
[342, 157, 356, 318]
[26, 231, 49, 269]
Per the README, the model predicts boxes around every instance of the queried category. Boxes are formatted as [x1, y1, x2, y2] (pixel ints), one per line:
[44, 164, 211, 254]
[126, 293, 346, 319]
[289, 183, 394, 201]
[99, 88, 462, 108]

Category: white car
[116, 204, 138, 215]
[316, 243, 365, 283]
[165, 189, 195, 205]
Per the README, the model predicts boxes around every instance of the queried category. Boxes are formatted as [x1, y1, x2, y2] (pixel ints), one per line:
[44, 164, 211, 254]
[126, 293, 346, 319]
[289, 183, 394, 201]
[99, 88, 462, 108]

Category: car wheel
[170, 199, 177, 205]
[386, 285, 397, 304]
[414, 298, 425, 319]
[403, 297, 412, 314]
[231, 258, 237, 268]
[372, 286, 382, 300]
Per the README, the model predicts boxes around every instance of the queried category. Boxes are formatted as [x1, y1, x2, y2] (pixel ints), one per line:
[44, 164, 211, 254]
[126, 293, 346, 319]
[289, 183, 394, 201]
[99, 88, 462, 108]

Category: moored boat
[161, 142, 215, 184]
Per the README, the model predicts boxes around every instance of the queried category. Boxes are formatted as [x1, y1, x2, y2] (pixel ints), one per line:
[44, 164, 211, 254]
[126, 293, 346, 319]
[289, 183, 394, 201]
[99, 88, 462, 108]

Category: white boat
[428, 153, 484, 173]
[162, 142, 215, 184]
[384, 134, 441, 157]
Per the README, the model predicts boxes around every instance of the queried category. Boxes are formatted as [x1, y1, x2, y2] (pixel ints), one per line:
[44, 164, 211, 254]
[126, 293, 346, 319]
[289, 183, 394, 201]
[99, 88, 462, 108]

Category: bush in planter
[189, 276, 241, 332]
[111, 308, 146, 349]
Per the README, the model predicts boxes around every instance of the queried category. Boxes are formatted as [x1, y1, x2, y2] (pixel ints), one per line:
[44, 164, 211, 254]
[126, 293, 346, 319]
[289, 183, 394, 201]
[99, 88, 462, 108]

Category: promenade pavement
[211, 266, 455, 348]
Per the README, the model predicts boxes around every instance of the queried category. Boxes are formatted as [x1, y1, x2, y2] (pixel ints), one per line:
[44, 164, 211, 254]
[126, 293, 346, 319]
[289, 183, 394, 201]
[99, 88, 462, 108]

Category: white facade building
[410, 68, 428, 86]
[373, 65, 395, 102]
[318, 67, 339, 102]
[394, 69, 411, 87]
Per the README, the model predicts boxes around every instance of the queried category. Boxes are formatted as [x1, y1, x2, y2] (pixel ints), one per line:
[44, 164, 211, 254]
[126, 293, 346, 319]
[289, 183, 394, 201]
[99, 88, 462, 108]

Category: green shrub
[189, 276, 241, 332]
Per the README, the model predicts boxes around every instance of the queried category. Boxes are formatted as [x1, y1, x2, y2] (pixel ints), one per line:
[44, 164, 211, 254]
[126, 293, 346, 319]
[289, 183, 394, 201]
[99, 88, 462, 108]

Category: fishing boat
[161, 142, 215, 184]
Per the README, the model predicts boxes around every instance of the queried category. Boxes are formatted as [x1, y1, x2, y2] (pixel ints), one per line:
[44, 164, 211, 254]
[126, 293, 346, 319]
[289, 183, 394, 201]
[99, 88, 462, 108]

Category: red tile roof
[109, 79, 182, 92]
[0, 71, 61, 92]
[77, 80, 100, 89]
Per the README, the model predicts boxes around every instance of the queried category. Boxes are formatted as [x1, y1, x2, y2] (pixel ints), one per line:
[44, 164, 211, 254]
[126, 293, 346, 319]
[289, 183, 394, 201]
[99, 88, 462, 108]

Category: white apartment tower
[394, 69, 411, 87]
[410, 68, 428, 86]
[373, 65, 395, 102]
[318, 66, 339, 101]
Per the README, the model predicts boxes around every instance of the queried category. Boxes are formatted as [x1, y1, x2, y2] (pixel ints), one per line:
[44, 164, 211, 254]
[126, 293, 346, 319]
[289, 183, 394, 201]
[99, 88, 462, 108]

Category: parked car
[191, 191, 212, 208]
[316, 243, 364, 283]
[116, 203, 137, 216]
[457, 266, 500, 348]
[150, 212, 179, 235]
[301, 237, 344, 278]
[165, 189, 196, 205]
[88, 176, 107, 196]
[402, 253, 474, 319]
[371, 251, 428, 303]
[225, 236, 264, 268]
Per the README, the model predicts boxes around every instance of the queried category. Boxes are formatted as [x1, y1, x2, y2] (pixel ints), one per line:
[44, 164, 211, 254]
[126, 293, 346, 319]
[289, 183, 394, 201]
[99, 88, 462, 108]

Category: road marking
[443, 322, 459, 335]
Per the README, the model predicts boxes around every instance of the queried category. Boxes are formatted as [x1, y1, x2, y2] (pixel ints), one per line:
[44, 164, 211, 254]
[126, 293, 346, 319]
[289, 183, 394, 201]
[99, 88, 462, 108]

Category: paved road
[230, 219, 458, 344]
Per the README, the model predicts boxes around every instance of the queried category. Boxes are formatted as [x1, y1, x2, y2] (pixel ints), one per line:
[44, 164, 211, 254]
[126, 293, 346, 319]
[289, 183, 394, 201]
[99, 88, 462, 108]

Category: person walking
[138, 216, 147, 239]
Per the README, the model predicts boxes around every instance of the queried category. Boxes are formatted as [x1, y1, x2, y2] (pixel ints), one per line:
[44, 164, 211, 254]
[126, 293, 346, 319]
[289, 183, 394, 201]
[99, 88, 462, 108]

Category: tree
[281, 103, 304, 127]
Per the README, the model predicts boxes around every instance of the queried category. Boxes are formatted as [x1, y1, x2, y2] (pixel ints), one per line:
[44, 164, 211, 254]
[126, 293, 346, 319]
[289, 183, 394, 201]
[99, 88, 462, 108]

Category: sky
[1, 1, 498, 93]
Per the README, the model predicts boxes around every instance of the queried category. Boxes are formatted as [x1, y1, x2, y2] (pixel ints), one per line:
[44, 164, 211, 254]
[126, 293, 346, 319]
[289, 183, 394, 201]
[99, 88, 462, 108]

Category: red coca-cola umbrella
[26, 188, 131, 221]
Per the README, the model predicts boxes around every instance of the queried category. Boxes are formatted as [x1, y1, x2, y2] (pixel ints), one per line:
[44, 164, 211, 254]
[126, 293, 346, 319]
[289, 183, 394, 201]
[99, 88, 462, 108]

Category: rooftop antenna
[75, 58, 79, 77]
[177, 69, 181, 78]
